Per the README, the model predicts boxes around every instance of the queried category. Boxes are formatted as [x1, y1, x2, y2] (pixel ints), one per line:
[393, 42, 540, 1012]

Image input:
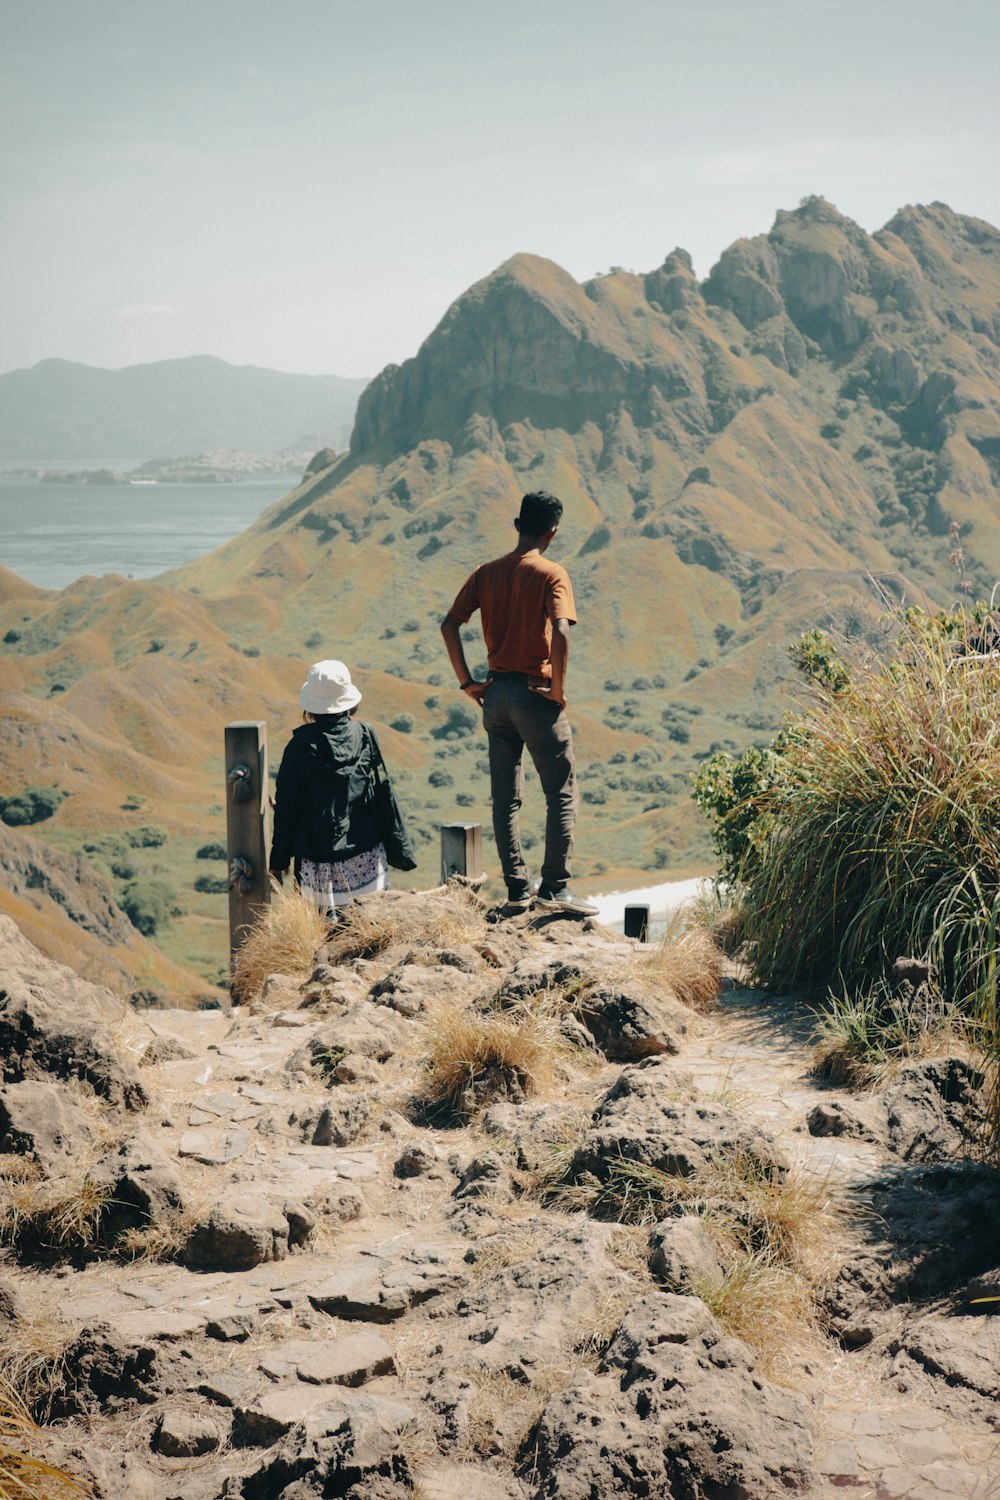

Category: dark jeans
[481, 673, 578, 892]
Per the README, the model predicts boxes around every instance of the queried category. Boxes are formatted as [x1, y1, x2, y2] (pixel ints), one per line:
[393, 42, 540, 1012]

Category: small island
[3, 445, 336, 487]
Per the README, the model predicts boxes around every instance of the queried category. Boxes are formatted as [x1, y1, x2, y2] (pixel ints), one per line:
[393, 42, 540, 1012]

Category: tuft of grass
[0, 1316, 73, 1424]
[692, 1252, 817, 1380]
[116, 1205, 200, 1263]
[683, 884, 746, 958]
[814, 978, 966, 1088]
[634, 910, 724, 1011]
[0, 1173, 114, 1258]
[464, 1227, 541, 1281]
[554, 1158, 694, 1226]
[418, 999, 570, 1121]
[463, 1362, 577, 1463]
[549, 1150, 839, 1377]
[231, 884, 329, 1004]
[575, 1288, 634, 1364]
[0, 1378, 89, 1497]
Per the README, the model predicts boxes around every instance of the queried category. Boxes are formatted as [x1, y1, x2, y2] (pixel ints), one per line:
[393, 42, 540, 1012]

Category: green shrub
[431, 703, 477, 740]
[127, 825, 167, 848]
[0, 784, 67, 827]
[390, 714, 415, 734]
[194, 873, 229, 894]
[691, 740, 792, 885]
[120, 879, 175, 936]
[196, 841, 227, 860]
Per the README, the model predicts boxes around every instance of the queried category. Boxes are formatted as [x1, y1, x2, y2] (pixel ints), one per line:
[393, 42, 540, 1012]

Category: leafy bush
[431, 702, 477, 740]
[127, 825, 167, 848]
[194, 874, 228, 894]
[196, 841, 226, 860]
[691, 740, 792, 885]
[0, 784, 67, 827]
[390, 714, 415, 734]
[120, 880, 175, 936]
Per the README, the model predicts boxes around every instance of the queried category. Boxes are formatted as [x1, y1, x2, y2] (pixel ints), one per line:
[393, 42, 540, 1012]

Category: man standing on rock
[441, 490, 596, 917]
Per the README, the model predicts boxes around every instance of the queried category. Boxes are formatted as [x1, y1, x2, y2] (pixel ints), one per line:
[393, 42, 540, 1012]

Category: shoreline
[589, 874, 712, 932]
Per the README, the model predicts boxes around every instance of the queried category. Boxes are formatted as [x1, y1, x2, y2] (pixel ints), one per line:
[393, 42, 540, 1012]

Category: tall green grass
[696, 605, 1000, 1143]
[741, 614, 1000, 1038]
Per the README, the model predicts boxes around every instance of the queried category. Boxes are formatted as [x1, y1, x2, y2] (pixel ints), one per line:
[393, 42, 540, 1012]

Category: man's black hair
[518, 490, 563, 536]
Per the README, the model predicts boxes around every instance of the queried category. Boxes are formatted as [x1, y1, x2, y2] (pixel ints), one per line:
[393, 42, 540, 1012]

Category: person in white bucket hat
[268, 660, 413, 915]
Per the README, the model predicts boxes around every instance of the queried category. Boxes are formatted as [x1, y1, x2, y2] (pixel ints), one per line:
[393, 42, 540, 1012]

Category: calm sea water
[0, 463, 301, 590]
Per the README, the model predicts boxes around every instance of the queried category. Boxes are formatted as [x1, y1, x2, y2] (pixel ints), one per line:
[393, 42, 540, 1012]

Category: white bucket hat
[300, 659, 362, 715]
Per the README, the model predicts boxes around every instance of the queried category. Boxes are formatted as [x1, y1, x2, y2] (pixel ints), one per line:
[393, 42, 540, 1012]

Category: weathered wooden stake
[225, 720, 270, 988]
[624, 904, 650, 943]
[440, 822, 483, 883]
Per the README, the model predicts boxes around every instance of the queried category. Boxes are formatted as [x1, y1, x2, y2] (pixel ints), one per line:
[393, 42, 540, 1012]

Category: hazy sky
[2, 0, 998, 378]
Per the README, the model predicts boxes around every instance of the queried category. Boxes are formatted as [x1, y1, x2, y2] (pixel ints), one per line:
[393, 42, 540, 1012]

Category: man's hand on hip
[529, 681, 565, 708]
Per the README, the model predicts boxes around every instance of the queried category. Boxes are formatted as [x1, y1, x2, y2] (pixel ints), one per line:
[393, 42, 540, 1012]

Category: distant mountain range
[2, 196, 1000, 991]
[0, 354, 369, 460]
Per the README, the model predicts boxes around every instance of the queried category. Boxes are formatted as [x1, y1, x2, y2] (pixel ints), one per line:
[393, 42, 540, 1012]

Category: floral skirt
[298, 843, 389, 914]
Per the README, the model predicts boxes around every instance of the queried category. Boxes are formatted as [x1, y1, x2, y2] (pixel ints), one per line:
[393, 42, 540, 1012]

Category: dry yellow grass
[231, 883, 329, 1004]
[693, 1253, 819, 1381]
[116, 1203, 201, 1263]
[0, 1378, 89, 1498]
[463, 1362, 578, 1463]
[575, 1288, 634, 1364]
[548, 1151, 841, 1380]
[0, 1170, 112, 1257]
[419, 998, 570, 1121]
[634, 916, 724, 1012]
[0, 1312, 72, 1423]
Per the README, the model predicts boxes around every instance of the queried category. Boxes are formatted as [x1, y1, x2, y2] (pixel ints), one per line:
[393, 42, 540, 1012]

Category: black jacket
[269, 715, 382, 871]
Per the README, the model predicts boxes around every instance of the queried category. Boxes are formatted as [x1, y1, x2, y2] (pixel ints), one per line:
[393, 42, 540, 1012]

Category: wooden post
[225, 720, 270, 988]
[440, 822, 483, 883]
[624, 904, 650, 943]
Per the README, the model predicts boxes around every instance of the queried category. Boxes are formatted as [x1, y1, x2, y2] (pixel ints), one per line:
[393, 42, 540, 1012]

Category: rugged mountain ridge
[1, 197, 999, 987]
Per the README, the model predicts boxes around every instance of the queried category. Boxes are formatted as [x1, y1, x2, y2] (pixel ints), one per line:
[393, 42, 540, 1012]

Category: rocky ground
[1, 890, 998, 1500]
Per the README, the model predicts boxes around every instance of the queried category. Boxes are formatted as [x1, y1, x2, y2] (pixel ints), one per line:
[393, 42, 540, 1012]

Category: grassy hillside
[0, 355, 369, 460]
[2, 196, 999, 992]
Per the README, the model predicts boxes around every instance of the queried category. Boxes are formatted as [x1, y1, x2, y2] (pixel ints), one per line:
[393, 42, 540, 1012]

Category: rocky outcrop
[532, 1294, 813, 1498]
[1, 891, 996, 1499]
[0, 823, 134, 945]
[574, 1055, 787, 1181]
[0, 914, 149, 1107]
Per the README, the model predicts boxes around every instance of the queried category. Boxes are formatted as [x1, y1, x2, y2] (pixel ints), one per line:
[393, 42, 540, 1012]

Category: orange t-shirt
[448, 550, 577, 679]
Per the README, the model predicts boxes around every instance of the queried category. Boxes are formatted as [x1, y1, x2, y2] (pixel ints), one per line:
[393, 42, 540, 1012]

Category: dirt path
[685, 982, 1000, 1500]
